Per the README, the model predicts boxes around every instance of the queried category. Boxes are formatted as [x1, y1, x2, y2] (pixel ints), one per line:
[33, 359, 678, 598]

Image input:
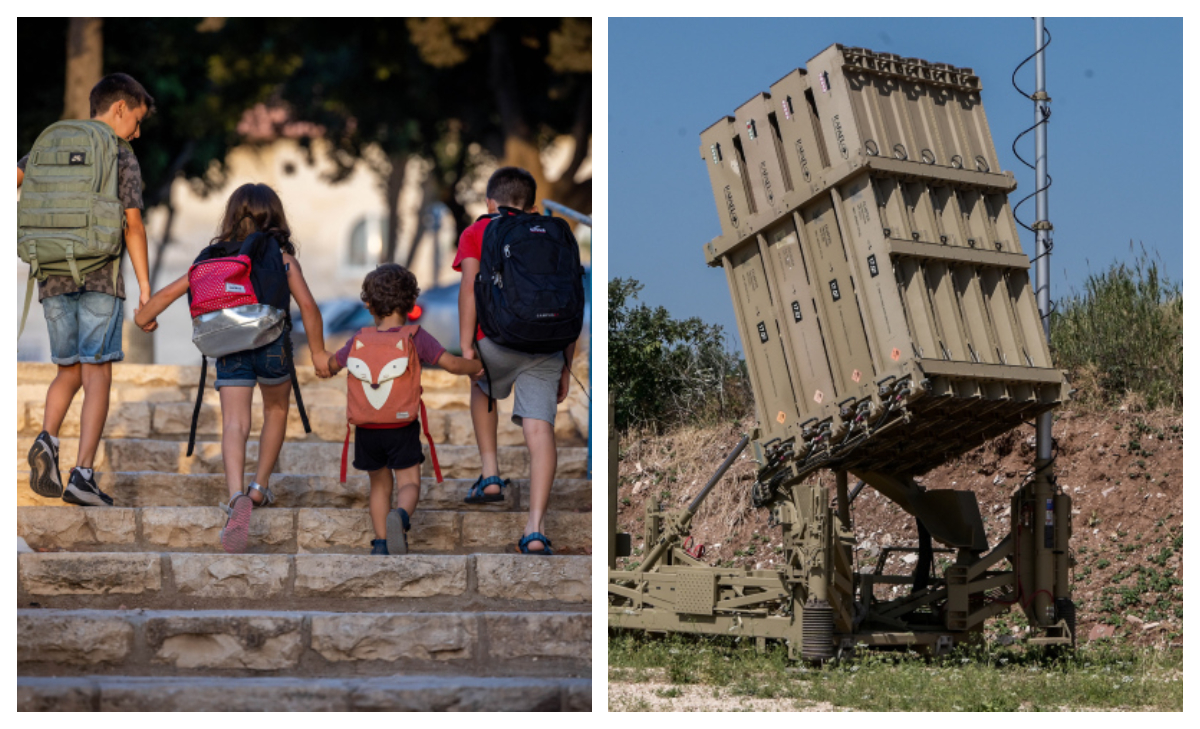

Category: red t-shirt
[452, 209, 525, 342]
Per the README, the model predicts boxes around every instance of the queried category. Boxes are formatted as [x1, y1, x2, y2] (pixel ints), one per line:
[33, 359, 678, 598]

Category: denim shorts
[214, 336, 292, 389]
[43, 291, 124, 365]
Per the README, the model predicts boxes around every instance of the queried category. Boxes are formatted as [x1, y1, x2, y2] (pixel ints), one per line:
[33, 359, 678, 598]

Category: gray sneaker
[385, 509, 409, 555]
[62, 468, 114, 507]
[28, 431, 63, 499]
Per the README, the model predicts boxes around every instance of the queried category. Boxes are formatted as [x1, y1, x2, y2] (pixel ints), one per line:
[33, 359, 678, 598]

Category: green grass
[1051, 246, 1182, 411]
[609, 633, 1183, 711]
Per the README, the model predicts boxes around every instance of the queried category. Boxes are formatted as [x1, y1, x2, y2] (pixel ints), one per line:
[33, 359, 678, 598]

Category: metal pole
[1034, 17, 1052, 462]
[1032, 16, 1056, 627]
[687, 435, 750, 514]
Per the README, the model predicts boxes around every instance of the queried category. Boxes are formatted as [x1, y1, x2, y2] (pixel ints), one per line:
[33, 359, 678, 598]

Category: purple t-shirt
[335, 326, 446, 369]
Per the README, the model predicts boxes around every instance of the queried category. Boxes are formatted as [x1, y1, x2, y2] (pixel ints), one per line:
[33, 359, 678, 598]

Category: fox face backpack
[339, 325, 441, 484]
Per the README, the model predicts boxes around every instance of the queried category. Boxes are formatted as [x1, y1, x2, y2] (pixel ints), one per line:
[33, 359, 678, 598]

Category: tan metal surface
[699, 42, 1066, 476]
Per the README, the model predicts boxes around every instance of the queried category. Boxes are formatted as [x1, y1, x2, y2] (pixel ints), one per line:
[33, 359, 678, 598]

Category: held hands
[462, 342, 483, 381]
[311, 350, 332, 378]
[135, 289, 158, 333]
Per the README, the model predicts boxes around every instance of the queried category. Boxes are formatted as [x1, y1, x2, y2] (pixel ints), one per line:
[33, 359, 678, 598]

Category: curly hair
[361, 263, 420, 318]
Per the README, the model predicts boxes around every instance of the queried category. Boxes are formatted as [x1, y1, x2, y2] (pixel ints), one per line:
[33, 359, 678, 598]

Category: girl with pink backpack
[135, 183, 332, 553]
[325, 264, 482, 555]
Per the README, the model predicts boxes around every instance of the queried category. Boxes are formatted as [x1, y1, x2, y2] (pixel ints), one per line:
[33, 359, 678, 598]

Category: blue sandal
[517, 532, 553, 555]
[465, 475, 508, 504]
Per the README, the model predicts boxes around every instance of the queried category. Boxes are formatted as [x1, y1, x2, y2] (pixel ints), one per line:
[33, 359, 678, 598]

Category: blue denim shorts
[214, 337, 292, 389]
[43, 291, 124, 365]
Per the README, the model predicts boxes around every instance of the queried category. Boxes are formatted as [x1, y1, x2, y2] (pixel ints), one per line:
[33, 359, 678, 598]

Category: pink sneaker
[220, 493, 253, 553]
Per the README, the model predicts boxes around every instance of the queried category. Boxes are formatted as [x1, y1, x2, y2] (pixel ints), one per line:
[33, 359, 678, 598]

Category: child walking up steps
[135, 183, 331, 553]
[326, 264, 483, 555]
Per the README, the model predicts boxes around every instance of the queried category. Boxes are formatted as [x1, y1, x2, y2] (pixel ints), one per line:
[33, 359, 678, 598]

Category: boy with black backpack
[454, 167, 586, 555]
[18, 73, 155, 507]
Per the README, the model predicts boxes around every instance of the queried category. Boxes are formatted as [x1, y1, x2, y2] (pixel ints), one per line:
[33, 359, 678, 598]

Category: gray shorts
[476, 337, 563, 426]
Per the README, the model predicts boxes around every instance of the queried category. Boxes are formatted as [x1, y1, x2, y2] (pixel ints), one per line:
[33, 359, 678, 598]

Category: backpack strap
[419, 397, 442, 483]
[187, 356, 207, 457]
[340, 423, 351, 484]
[283, 332, 311, 435]
[18, 271, 35, 339]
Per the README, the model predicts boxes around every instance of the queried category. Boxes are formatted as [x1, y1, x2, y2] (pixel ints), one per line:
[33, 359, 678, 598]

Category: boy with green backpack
[17, 73, 155, 506]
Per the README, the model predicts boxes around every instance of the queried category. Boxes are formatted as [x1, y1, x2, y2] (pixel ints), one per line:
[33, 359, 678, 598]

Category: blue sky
[609, 17, 1183, 344]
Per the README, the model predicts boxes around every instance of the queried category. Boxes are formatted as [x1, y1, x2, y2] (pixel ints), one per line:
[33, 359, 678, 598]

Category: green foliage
[610, 278, 751, 432]
[1051, 245, 1182, 411]
[609, 634, 1183, 711]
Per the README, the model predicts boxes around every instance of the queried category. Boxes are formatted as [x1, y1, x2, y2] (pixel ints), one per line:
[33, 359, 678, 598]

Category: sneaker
[219, 493, 253, 554]
[28, 431, 64, 499]
[385, 508, 409, 555]
[62, 467, 114, 507]
[370, 539, 389, 556]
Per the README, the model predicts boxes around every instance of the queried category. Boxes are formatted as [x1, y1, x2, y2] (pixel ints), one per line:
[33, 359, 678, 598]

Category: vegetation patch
[609, 633, 1183, 711]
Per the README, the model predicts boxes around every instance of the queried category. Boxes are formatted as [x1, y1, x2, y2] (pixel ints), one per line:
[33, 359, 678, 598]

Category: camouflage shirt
[18, 144, 144, 301]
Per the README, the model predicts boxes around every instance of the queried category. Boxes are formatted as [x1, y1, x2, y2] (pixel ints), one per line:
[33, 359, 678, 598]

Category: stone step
[16, 437, 590, 480]
[18, 608, 590, 679]
[18, 675, 590, 711]
[18, 506, 592, 555]
[17, 398, 587, 446]
[18, 552, 591, 612]
[15, 472, 592, 511]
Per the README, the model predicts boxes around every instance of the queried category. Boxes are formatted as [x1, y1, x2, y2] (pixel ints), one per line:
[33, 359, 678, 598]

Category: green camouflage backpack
[17, 119, 131, 335]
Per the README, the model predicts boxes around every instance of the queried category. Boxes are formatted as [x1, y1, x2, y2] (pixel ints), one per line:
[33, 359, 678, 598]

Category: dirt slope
[614, 407, 1183, 646]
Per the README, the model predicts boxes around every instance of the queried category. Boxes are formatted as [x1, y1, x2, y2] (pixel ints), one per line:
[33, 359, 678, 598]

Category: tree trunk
[549, 76, 592, 213]
[64, 18, 103, 120]
[148, 202, 177, 290]
[147, 141, 196, 288]
[382, 155, 407, 264]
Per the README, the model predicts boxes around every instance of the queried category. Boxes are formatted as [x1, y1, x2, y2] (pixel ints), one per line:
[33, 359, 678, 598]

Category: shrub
[1051, 244, 1181, 411]
[610, 278, 752, 431]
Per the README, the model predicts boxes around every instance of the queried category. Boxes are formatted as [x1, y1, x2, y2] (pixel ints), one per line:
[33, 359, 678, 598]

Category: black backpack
[184, 232, 310, 455]
[474, 208, 586, 355]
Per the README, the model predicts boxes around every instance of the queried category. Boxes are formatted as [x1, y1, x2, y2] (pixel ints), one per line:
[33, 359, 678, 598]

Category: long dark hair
[211, 183, 297, 255]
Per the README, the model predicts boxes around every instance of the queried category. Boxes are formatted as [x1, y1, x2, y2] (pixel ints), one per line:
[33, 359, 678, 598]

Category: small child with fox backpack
[19, 73, 155, 508]
[454, 166, 585, 555]
[325, 264, 482, 555]
[135, 183, 332, 553]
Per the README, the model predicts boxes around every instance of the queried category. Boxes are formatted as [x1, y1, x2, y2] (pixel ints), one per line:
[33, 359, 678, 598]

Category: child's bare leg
[368, 468, 394, 540]
[252, 381, 291, 501]
[218, 386, 254, 500]
[394, 464, 421, 517]
[522, 417, 556, 551]
[75, 362, 112, 469]
[43, 364, 82, 437]
[470, 383, 502, 493]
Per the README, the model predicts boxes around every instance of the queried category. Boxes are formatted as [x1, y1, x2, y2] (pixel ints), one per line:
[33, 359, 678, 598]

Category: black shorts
[353, 422, 425, 473]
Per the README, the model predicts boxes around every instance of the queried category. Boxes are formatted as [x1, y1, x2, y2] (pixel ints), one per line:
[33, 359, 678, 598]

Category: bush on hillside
[610, 278, 752, 432]
[1051, 245, 1182, 411]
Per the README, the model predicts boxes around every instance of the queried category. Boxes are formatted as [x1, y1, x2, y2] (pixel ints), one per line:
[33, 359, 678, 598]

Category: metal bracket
[1032, 220, 1053, 231]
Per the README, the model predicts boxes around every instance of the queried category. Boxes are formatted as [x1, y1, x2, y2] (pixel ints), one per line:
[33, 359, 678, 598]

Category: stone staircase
[16, 363, 592, 711]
